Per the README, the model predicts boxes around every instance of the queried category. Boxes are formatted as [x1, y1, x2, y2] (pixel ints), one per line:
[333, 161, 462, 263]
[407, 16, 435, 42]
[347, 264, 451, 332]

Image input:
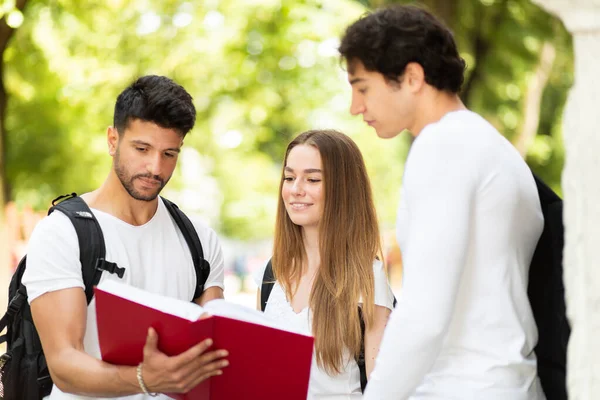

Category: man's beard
[113, 151, 168, 201]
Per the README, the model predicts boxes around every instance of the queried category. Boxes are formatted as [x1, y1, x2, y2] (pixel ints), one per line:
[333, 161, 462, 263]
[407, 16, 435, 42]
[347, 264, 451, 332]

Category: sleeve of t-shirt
[252, 260, 270, 289]
[364, 128, 477, 400]
[372, 259, 395, 310]
[192, 220, 225, 291]
[21, 211, 85, 304]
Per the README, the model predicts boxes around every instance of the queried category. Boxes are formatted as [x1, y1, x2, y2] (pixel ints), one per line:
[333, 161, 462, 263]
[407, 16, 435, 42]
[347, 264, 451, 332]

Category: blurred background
[0, 0, 572, 310]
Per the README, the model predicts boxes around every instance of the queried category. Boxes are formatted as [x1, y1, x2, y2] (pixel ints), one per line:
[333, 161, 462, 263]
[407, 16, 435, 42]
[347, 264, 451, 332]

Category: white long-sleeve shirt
[364, 110, 546, 400]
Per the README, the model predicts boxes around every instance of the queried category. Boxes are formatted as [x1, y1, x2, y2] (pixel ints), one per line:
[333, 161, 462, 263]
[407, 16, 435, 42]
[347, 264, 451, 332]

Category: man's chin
[137, 195, 159, 202]
[375, 128, 401, 139]
[131, 194, 159, 202]
[128, 188, 162, 202]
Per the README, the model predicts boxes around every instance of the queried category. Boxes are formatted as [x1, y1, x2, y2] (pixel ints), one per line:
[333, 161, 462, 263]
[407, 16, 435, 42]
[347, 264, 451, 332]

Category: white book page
[96, 280, 204, 322]
[204, 299, 310, 337]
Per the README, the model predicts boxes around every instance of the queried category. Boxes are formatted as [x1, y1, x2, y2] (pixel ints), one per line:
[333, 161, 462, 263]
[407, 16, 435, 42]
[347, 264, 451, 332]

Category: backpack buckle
[199, 259, 210, 279]
[7, 289, 26, 317]
[193, 259, 211, 299]
[51, 193, 77, 206]
[0, 353, 11, 370]
[95, 259, 125, 279]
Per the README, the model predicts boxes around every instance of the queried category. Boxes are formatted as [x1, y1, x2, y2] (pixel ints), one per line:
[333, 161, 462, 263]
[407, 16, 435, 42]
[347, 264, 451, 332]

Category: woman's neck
[302, 226, 320, 274]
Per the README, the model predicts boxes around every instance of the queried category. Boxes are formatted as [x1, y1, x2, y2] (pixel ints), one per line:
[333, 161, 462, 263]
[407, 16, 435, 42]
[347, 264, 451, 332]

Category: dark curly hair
[113, 75, 196, 137]
[339, 5, 466, 93]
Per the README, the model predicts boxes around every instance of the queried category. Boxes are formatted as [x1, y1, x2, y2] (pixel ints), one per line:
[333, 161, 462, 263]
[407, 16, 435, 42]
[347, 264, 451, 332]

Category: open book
[95, 280, 314, 400]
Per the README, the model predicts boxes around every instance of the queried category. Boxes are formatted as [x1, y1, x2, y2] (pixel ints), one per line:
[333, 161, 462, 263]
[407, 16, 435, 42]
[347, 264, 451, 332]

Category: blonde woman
[254, 129, 394, 398]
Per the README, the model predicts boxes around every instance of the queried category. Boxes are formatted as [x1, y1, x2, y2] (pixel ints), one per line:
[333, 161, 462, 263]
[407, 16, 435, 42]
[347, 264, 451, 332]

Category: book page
[96, 280, 205, 321]
[204, 299, 310, 336]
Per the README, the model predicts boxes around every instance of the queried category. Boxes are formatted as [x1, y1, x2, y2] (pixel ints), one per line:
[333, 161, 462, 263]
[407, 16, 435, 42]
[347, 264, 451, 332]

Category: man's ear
[404, 62, 426, 93]
[107, 126, 119, 156]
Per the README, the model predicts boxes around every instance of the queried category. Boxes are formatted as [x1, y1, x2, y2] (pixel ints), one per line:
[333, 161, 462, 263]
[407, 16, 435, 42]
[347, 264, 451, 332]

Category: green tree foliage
[359, 0, 573, 194]
[3, 0, 572, 241]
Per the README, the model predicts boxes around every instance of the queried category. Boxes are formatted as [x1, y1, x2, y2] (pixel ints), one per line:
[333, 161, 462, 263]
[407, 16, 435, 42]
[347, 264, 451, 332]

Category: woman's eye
[284, 176, 294, 181]
[308, 179, 321, 183]
[136, 147, 147, 152]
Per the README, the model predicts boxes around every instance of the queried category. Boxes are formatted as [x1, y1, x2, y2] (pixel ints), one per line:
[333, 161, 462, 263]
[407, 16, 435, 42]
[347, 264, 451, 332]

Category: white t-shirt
[364, 110, 546, 400]
[22, 197, 225, 400]
[253, 259, 394, 399]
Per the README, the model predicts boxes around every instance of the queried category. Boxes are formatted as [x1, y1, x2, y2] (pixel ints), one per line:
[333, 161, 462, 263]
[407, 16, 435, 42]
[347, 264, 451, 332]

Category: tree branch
[514, 42, 556, 156]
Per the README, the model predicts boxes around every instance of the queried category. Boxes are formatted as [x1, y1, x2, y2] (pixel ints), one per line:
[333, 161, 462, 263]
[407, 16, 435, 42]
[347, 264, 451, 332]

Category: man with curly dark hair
[339, 5, 546, 400]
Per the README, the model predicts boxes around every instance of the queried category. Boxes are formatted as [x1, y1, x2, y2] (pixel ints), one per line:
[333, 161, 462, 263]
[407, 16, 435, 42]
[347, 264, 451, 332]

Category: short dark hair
[113, 75, 196, 136]
[339, 5, 466, 93]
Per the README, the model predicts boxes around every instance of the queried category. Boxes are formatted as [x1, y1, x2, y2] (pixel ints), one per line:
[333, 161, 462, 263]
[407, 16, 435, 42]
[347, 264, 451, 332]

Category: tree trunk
[531, 1, 600, 397]
[0, 61, 8, 218]
[0, 0, 29, 329]
[0, 0, 28, 209]
[514, 42, 556, 156]
[561, 29, 600, 400]
[0, 0, 28, 216]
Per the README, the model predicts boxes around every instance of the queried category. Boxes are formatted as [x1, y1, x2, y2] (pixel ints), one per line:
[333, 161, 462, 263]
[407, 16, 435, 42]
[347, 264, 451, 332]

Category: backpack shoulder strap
[161, 197, 210, 300]
[528, 173, 569, 400]
[533, 173, 562, 205]
[357, 293, 398, 393]
[0, 257, 28, 342]
[258, 257, 395, 392]
[357, 306, 367, 392]
[260, 259, 275, 312]
[49, 194, 123, 304]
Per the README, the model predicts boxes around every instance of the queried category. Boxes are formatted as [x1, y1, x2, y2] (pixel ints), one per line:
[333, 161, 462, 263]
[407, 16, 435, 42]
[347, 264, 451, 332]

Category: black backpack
[528, 175, 569, 400]
[260, 259, 396, 393]
[0, 193, 210, 400]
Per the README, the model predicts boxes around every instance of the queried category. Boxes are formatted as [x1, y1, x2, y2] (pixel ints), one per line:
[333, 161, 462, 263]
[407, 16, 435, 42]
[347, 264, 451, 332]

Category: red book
[95, 280, 314, 400]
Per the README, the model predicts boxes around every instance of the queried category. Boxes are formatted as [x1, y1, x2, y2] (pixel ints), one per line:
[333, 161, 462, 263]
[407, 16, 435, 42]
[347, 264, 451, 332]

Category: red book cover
[95, 281, 314, 400]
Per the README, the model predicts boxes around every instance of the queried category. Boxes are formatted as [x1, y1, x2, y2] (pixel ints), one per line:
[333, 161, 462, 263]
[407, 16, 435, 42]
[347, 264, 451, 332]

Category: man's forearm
[195, 286, 224, 306]
[363, 306, 447, 399]
[50, 347, 142, 396]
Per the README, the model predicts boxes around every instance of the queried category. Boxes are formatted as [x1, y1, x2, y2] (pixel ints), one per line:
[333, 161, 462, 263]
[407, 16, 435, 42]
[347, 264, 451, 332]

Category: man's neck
[82, 172, 159, 226]
[410, 91, 466, 137]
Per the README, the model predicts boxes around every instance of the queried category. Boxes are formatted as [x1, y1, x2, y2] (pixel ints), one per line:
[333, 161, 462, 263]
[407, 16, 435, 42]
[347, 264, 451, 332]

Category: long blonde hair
[272, 129, 382, 375]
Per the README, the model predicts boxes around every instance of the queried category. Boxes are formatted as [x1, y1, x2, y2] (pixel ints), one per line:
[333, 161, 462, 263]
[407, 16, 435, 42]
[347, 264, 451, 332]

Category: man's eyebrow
[349, 77, 365, 85]
[131, 140, 151, 147]
[131, 140, 180, 153]
[284, 166, 322, 173]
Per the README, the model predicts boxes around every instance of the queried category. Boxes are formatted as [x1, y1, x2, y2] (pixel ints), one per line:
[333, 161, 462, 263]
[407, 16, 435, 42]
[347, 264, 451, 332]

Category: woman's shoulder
[372, 258, 385, 272]
[251, 258, 272, 287]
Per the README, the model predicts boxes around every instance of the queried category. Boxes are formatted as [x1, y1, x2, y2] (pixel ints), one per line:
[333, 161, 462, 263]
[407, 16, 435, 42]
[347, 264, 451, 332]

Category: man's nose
[350, 94, 365, 116]
[146, 152, 163, 176]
